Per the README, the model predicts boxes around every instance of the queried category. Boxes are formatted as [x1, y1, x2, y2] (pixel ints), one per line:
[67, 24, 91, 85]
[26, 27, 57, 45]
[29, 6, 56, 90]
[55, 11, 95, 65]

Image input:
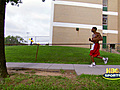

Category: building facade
[50, 0, 119, 48]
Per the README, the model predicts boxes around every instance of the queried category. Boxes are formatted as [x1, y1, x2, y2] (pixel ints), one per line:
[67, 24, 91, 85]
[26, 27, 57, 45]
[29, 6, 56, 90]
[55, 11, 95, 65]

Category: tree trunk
[0, 0, 9, 78]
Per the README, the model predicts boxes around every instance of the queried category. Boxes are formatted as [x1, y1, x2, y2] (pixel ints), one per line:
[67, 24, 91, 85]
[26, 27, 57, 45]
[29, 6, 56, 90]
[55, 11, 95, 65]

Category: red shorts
[89, 43, 100, 57]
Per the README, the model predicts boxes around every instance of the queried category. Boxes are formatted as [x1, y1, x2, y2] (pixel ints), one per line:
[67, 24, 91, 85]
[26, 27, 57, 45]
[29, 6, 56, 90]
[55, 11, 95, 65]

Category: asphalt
[6, 62, 120, 75]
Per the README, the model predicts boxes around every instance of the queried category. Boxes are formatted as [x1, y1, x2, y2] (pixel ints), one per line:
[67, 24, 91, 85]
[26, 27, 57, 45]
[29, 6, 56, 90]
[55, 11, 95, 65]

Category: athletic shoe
[88, 62, 96, 67]
[104, 57, 108, 64]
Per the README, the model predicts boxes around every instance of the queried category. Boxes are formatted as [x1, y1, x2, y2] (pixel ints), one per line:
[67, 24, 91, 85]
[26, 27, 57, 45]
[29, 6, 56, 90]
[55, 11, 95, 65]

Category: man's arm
[92, 33, 103, 41]
[89, 38, 95, 42]
[89, 33, 103, 42]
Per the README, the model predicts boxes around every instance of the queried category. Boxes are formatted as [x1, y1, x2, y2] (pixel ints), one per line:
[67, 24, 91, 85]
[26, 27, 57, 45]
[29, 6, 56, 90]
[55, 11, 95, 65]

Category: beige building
[49, 0, 119, 49]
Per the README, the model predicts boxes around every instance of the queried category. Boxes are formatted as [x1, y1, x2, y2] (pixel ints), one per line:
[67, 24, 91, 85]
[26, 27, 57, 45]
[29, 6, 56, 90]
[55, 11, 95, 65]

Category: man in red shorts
[89, 27, 108, 67]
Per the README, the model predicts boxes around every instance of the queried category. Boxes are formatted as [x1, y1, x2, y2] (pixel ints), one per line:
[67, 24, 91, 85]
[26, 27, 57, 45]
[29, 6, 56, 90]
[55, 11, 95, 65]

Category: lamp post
[26, 32, 30, 44]
[19, 0, 22, 3]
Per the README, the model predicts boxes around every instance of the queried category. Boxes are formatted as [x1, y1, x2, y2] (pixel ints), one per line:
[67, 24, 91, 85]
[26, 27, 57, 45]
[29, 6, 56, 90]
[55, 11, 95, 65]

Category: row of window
[103, 0, 108, 30]
[102, 0, 108, 48]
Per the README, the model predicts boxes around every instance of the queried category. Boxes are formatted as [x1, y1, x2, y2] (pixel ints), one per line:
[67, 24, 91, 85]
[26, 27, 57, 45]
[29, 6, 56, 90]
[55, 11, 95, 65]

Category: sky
[5, 0, 52, 43]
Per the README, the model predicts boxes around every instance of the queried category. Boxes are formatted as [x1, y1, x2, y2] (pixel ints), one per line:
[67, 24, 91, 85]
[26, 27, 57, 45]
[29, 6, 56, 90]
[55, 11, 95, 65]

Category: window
[110, 44, 115, 49]
[103, 25, 107, 30]
[103, 15, 108, 30]
[103, 15, 108, 25]
[103, 0, 108, 7]
[103, 36, 107, 48]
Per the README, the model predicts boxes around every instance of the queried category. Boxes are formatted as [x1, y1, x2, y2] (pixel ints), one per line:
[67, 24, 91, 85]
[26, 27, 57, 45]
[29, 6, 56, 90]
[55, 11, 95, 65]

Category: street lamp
[26, 32, 30, 44]
[19, 0, 22, 3]
[42, 0, 45, 2]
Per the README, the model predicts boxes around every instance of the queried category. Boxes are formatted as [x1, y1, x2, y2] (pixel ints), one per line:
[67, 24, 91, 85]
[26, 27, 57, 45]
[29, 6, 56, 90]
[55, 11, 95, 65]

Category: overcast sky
[5, 0, 52, 39]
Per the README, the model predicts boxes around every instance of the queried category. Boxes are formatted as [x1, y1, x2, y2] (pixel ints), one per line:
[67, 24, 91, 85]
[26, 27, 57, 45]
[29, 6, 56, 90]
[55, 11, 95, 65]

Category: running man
[89, 27, 108, 67]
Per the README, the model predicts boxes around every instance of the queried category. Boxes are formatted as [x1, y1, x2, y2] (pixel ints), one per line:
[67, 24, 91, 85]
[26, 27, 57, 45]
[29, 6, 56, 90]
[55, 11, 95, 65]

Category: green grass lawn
[5, 45, 120, 65]
[0, 73, 120, 90]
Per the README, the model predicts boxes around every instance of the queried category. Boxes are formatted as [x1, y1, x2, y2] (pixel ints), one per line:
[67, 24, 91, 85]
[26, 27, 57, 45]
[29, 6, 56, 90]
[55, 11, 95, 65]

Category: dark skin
[89, 28, 103, 43]
[89, 28, 103, 62]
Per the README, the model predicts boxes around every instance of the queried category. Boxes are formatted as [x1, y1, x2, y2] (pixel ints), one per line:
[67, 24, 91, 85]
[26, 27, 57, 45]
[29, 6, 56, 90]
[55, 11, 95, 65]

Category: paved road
[6, 62, 120, 75]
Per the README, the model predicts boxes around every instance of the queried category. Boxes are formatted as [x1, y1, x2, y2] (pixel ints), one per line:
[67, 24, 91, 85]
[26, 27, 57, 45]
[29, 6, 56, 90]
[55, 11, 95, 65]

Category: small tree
[5, 35, 26, 44]
[0, 0, 9, 80]
[0, 0, 45, 79]
[0, 0, 24, 79]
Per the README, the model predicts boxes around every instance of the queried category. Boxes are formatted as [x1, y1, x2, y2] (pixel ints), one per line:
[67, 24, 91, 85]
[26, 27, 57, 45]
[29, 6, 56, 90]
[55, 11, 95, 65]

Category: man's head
[91, 27, 97, 33]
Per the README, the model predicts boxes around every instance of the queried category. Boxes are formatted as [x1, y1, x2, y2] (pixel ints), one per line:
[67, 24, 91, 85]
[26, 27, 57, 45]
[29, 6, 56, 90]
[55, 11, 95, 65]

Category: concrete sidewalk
[6, 62, 120, 75]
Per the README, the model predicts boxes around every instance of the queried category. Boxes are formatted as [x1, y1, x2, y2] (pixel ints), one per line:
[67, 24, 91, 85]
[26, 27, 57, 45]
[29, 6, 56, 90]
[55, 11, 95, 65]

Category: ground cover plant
[0, 69, 120, 90]
[5, 45, 120, 65]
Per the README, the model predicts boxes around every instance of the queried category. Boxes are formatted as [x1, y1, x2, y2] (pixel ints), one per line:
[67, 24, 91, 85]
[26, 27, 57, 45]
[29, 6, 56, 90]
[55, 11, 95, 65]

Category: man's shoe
[89, 62, 96, 67]
[104, 57, 108, 64]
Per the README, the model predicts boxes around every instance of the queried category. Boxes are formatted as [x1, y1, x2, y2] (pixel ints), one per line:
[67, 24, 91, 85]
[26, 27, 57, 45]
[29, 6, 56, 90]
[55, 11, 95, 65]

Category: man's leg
[89, 56, 96, 67]
[96, 56, 103, 59]
[96, 56, 108, 64]
[91, 56, 95, 62]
